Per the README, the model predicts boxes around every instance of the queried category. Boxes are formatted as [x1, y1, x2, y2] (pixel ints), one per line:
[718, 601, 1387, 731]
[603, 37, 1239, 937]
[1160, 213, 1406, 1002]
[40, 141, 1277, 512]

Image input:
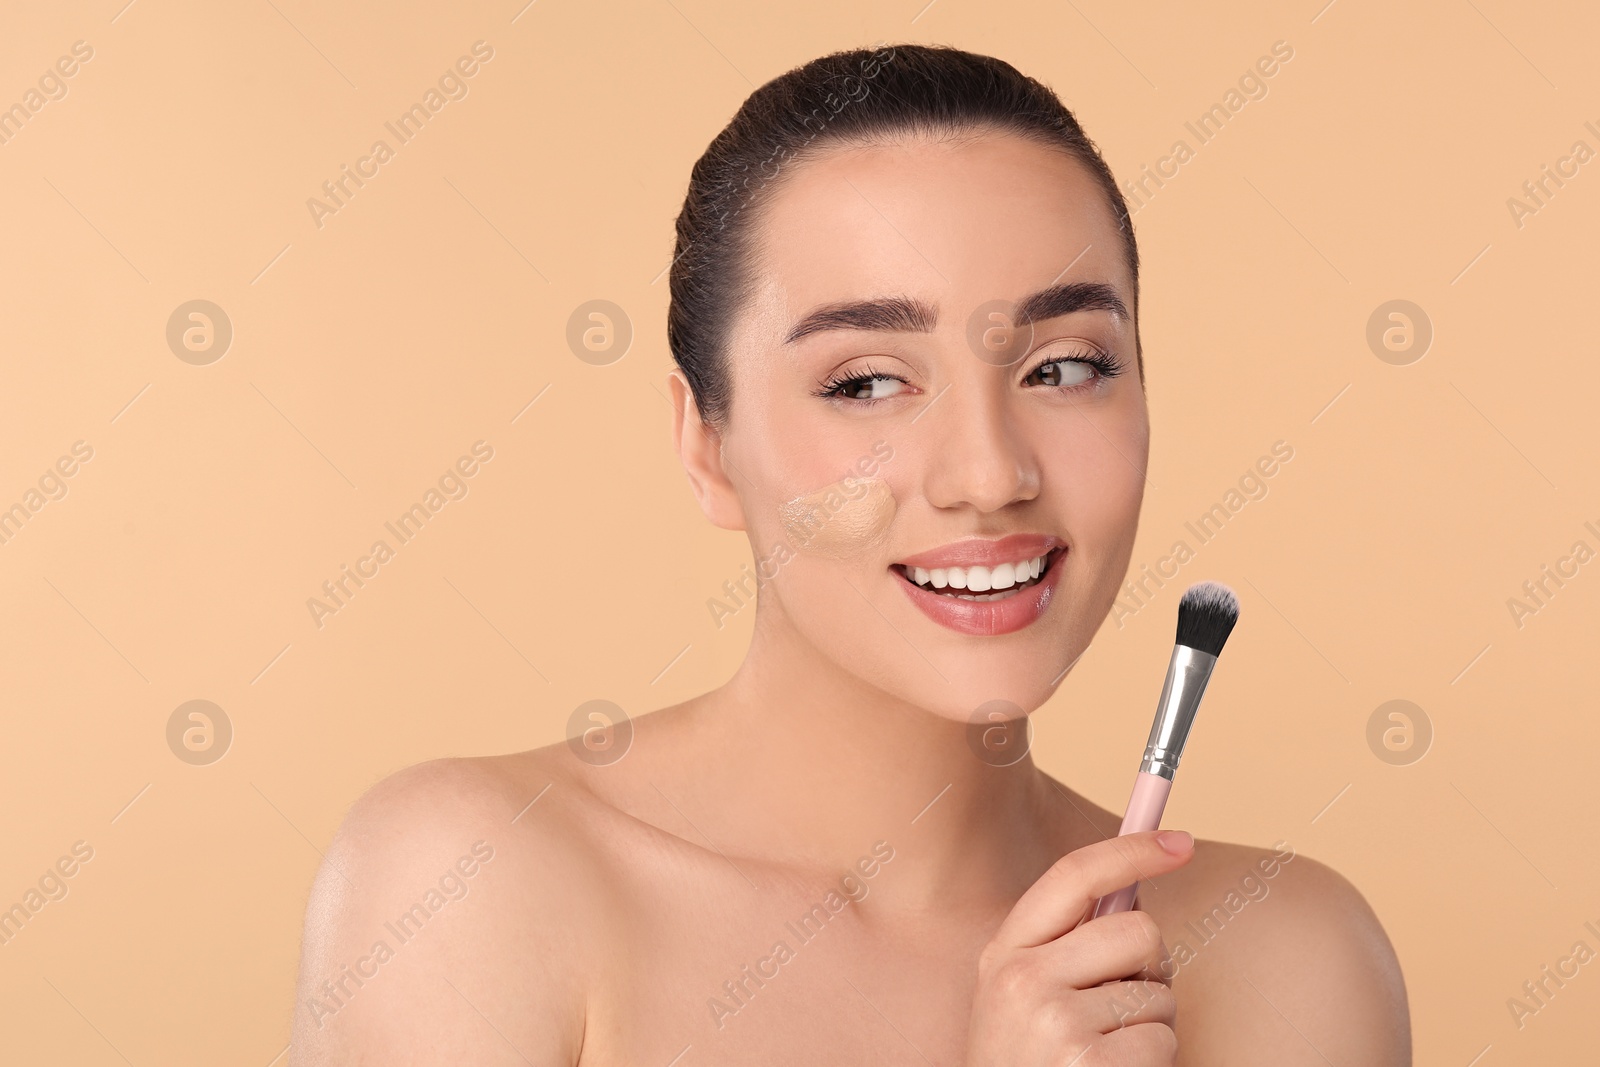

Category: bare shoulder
[1146, 838, 1411, 1066]
[288, 748, 619, 1066]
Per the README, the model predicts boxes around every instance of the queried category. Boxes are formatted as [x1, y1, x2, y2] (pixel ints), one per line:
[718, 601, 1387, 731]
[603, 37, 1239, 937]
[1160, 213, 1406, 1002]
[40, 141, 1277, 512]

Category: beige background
[2, 0, 1597, 1061]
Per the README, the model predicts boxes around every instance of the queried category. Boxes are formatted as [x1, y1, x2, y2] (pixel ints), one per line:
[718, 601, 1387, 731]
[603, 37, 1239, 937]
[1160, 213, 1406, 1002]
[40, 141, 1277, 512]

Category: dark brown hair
[667, 42, 1139, 430]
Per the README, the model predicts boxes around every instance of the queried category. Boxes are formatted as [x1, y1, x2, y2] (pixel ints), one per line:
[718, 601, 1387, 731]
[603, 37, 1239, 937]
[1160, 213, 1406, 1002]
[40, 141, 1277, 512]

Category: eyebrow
[781, 280, 1130, 345]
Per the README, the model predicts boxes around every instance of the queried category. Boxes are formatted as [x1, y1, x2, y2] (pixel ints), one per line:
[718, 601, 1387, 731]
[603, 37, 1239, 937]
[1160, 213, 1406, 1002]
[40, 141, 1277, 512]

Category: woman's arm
[288, 758, 588, 1066]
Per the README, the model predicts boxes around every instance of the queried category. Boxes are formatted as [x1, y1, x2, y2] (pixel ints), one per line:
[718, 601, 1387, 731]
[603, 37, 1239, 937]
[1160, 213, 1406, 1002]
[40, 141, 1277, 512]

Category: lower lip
[892, 551, 1065, 636]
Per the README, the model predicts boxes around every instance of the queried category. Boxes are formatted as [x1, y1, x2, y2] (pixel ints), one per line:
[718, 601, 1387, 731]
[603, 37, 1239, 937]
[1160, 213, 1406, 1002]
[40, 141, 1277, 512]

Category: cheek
[778, 477, 896, 558]
[1113, 421, 1151, 518]
[1057, 409, 1148, 549]
[1100, 397, 1150, 499]
[1118, 400, 1153, 474]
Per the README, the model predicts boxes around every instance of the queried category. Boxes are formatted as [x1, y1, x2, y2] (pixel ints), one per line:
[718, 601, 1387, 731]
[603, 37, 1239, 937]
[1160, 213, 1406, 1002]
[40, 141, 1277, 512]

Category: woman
[291, 43, 1409, 1065]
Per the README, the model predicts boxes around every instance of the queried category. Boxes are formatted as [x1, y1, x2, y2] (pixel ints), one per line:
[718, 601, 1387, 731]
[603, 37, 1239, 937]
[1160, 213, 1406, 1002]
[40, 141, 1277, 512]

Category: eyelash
[814, 360, 904, 401]
[1022, 348, 1125, 390]
[813, 348, 1125, 403]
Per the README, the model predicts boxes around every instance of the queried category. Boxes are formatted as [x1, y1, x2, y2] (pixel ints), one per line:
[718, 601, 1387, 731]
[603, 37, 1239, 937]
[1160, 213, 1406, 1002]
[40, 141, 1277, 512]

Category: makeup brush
[1093, 581, 1240, 918]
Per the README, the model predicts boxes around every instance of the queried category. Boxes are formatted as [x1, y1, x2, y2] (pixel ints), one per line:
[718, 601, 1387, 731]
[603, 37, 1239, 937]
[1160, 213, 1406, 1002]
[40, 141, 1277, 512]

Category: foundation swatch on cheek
[778, 476, 896, 558]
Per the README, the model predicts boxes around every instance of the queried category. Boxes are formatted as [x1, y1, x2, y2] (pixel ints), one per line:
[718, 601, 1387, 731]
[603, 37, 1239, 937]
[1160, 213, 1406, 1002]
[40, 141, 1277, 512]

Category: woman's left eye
[1025, 359, 1097, 388]
[824, 374, 906, 400]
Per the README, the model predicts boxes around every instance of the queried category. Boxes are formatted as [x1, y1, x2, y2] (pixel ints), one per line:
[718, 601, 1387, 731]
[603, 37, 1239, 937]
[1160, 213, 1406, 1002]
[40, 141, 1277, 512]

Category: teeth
[901, 551, 1053, 593]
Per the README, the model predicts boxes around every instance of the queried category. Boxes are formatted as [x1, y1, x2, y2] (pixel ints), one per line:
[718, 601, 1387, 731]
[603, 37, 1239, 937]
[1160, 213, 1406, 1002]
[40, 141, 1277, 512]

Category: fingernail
[1156, 830, 1193, 854]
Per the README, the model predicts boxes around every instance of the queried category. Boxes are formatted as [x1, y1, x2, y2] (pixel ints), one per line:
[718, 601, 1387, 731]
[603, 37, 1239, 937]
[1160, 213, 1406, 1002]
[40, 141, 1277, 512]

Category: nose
[920, 375, 1042, 513]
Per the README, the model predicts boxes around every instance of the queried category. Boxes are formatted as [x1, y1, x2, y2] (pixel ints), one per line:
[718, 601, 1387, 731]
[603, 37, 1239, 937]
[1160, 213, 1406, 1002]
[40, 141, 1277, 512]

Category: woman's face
[693, 129, 1149, 723]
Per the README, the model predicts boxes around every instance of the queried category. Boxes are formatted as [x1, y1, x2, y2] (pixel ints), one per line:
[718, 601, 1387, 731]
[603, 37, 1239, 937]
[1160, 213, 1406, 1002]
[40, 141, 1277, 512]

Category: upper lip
[894, 533, 1064, 570]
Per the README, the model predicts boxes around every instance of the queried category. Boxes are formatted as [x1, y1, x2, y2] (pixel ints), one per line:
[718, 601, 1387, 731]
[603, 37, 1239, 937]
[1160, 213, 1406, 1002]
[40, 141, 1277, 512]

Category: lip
[892, 544, 1067, 637]
[894, 533, 1063, 570]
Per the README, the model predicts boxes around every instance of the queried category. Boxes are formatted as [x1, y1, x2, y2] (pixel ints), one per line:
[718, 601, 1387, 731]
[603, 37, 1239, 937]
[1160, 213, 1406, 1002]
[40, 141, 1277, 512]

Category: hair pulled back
[667, 42, 1139, 430]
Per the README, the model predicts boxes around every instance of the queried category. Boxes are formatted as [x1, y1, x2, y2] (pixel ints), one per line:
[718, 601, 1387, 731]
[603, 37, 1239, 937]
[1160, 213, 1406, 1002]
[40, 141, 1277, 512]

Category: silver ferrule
[1139, 643, 1218, 780]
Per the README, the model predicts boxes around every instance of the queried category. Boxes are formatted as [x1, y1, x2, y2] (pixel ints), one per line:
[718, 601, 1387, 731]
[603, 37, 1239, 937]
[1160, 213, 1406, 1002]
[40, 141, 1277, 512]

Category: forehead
[740, 131, 1133, 342]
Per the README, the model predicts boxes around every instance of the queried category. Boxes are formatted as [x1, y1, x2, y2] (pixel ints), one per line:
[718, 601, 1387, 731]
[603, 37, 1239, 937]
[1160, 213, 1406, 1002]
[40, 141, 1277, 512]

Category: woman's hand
[962, 829, 1195, 1066]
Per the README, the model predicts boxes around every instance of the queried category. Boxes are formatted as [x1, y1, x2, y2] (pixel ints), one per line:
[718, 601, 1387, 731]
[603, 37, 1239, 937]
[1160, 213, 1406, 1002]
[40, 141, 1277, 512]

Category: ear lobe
[667, 370, 747, 532]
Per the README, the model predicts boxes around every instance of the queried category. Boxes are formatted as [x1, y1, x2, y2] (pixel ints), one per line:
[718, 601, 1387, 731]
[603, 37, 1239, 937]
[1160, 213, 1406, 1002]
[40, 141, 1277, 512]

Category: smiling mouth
[893, 547, 1063, 602]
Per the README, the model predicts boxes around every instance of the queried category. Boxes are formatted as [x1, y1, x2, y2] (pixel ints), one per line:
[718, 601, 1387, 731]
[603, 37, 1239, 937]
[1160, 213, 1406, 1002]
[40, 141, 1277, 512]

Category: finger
[1094, 1019, 1178, 1064]
[1084, 979, 1177, 1033]
[991, 830, 1195, 950]
[1040, 910, 1172, 988]
[1133, 957, 1178, 989]
[1134, 932, 1179, 987]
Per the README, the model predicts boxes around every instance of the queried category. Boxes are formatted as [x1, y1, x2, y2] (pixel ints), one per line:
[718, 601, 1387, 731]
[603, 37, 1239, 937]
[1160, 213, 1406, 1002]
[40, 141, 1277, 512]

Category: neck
[677, 603, 1091, 912]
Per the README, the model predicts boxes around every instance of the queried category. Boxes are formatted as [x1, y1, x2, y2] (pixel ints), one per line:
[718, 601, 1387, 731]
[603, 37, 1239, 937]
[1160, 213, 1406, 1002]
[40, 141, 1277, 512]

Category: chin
[813, 608, 1094, 726]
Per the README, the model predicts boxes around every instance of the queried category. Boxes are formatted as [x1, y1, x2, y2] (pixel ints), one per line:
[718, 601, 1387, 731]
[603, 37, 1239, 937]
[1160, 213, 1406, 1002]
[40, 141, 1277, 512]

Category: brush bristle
[1176, 581, 1239, 656]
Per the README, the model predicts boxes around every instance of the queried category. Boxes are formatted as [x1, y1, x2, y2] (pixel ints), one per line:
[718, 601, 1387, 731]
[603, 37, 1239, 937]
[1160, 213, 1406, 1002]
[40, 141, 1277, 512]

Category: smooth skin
[290, 129, 1410, 1065]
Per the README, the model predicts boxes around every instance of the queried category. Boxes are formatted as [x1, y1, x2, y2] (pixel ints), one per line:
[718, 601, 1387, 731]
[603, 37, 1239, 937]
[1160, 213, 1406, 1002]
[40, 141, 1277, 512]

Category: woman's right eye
[829, 374, 905, 400]
[838, 375, 902, 399]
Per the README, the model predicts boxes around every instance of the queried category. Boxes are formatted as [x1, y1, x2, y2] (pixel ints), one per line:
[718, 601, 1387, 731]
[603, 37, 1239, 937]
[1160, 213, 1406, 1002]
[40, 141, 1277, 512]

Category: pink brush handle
[1092, 771, 1173, 917]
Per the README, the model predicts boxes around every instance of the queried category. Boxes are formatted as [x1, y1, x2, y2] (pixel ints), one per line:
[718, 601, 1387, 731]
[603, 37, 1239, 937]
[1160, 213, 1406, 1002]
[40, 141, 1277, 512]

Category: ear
[668, 369, 746, 532]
